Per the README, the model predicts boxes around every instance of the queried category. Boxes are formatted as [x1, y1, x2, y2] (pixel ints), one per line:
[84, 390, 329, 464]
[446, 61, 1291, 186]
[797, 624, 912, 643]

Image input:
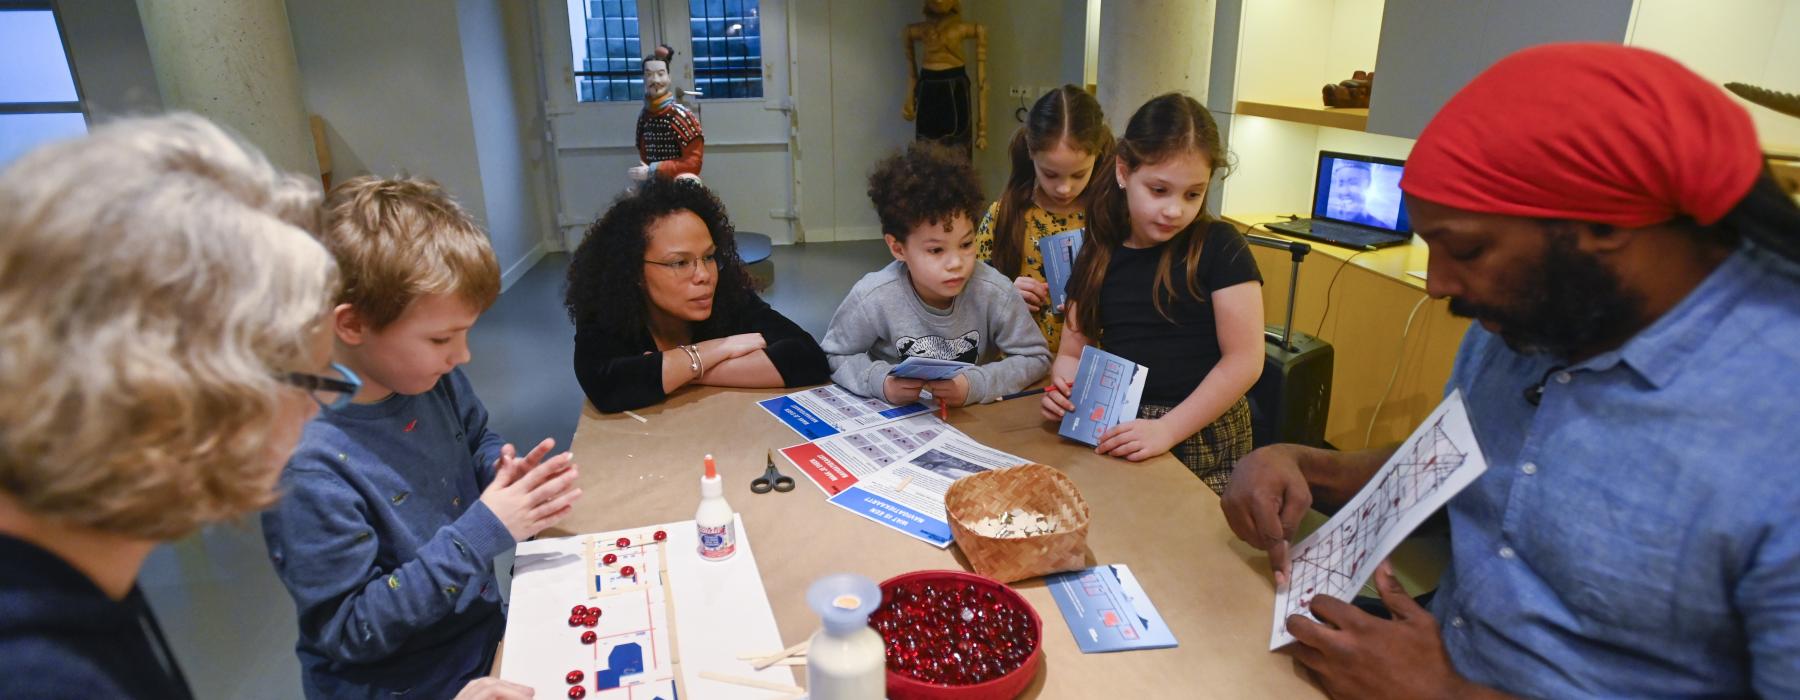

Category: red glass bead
[570, 605, 587, 617]
[567, 615, 582, 627]
[602, 553, 617, 566]
[653, 530, 667, 541]
[566, 669, 584, 684]
[583, 615, 598, 628]
[620, 565, 636, 578]
[615, 537, 630, 548]
[581, 631, 596, 644]
[567, 687, 586, 699]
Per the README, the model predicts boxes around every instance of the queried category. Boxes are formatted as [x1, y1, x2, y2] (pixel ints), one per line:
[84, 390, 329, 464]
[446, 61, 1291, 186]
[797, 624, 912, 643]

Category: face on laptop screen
[1313, 155, 1410, 232]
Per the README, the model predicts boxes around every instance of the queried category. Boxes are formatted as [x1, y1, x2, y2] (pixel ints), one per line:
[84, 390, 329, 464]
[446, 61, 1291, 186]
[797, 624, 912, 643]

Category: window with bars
[688, 0, 762, 99]
[572, 0, 645, 102]
[1, 2, 87, 166]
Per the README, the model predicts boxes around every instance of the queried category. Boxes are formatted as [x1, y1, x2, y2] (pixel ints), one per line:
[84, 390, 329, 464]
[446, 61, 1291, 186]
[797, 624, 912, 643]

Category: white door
[538, 0, 795, 249]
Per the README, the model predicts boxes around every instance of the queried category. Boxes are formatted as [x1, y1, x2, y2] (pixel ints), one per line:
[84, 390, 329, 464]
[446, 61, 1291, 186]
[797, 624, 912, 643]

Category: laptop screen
[1311, 152, 1410, 232]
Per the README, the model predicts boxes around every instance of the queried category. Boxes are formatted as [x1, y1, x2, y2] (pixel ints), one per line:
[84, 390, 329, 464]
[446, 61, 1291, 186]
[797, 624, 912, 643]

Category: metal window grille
[687, 0, 762, 99]
[573, 0, 644, 102]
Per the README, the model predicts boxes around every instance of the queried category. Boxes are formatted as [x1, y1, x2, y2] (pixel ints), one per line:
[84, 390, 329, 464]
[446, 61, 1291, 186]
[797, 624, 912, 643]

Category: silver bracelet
[681, 344, 704, 377]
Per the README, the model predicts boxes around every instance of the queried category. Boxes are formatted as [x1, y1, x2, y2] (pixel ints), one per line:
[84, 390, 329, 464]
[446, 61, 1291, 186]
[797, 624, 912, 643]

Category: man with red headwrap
[1223, 43, 1800, 698]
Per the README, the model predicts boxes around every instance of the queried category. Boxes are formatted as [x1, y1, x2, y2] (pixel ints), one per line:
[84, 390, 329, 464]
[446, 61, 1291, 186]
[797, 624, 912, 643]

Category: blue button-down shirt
[1433, 244, 1800, 698]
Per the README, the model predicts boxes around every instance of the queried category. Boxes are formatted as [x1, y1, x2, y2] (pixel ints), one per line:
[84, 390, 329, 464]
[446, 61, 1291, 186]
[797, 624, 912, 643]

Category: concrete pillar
[136, 0, 317, 176]
[1095, 0, 1215, 124]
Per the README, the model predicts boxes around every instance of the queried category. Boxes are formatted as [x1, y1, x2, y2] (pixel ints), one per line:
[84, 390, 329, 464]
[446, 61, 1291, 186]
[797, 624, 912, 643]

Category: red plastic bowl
[877, 570, 1043, 700]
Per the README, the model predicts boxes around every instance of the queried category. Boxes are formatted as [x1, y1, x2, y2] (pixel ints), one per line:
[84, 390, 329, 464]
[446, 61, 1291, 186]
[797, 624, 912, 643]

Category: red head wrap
[1401, 43, 1762, 227]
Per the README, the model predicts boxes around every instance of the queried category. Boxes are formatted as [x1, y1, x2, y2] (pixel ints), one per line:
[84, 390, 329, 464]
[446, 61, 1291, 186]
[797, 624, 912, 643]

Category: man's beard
[1447, 233, 1645, 359]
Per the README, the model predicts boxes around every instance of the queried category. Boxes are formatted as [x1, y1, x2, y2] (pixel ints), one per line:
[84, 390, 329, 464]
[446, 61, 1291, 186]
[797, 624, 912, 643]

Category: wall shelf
[1235, 100, 1369, 132]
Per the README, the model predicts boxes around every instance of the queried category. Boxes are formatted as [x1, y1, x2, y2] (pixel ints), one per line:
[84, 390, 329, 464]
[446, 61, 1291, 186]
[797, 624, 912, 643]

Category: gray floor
[140, 239, 890, 699]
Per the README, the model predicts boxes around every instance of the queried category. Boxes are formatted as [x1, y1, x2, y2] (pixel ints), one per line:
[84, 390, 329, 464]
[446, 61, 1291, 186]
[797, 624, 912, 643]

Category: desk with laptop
[1226, 150, 1469, 451]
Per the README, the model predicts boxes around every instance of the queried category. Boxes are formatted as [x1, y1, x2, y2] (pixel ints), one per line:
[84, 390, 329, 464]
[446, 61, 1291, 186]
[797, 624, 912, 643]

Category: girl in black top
[566, 180, 829, 412]
[1041, 93, 1265, 493]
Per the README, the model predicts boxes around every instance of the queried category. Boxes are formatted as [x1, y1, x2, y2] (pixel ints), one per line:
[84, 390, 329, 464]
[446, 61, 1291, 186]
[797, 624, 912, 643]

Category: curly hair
[565, 180, 757, 343]
[867, 141, 986, 241]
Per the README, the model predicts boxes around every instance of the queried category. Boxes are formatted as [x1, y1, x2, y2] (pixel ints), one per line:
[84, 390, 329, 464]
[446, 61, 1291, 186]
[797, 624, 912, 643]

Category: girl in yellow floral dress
[974, 85, 1114, 355]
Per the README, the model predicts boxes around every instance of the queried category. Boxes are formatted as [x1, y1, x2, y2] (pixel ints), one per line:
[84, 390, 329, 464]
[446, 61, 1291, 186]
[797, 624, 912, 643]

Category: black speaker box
[1250, 328, 1333, 447]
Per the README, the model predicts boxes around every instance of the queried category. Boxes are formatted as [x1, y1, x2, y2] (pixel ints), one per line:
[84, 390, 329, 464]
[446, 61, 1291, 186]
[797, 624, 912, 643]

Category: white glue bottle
[695, 454, 736, 561]
[804, 573, 886, 699]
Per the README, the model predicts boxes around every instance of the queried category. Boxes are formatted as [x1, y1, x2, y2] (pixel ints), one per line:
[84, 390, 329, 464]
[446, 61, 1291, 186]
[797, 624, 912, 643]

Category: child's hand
[452, 677, 535, 700]
[1012, 276, 1049, 313]
[925, 374, 971, 407]
[1040, 375, 1075, 421]
[482, 449, 581, 542]
[492, 438, 558, 483]
[884, 375, 926, 405]
[718, 332, 767, 358]
[1096, 417, 1183, 461]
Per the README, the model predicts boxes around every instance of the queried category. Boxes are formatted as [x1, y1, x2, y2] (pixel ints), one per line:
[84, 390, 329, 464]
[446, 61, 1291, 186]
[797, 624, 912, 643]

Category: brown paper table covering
[553, 386, 1323, 698]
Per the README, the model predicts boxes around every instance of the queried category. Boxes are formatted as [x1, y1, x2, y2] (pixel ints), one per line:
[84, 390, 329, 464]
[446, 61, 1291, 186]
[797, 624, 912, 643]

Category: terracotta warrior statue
[631, 44, 704, 183]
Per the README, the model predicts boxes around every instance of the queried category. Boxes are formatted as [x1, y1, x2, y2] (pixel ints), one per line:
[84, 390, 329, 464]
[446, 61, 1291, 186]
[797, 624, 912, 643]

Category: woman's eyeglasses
[283, 362, 362, 411]
[643, 252, 720, 278]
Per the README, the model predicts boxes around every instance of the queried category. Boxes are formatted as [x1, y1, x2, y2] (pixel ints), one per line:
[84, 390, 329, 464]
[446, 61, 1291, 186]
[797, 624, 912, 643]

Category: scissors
[751, 450, 795, 494]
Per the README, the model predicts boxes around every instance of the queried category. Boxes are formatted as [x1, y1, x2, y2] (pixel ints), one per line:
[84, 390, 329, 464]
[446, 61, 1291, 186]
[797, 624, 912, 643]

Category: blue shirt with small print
[1434, 243, 1800, 698]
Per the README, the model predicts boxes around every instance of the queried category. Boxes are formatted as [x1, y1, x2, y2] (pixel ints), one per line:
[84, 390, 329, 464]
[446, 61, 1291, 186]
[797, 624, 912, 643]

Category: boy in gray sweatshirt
[822, 142, 1051, 406]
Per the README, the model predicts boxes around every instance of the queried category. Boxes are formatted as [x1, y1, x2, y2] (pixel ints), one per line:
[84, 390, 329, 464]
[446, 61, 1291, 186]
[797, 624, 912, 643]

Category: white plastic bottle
[805, 573, 886, 699]
[695, 454, 736, 561]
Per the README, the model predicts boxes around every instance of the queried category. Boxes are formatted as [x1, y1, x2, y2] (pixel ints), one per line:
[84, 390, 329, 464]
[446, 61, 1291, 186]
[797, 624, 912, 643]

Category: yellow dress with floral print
[973, 200, 1085, 356]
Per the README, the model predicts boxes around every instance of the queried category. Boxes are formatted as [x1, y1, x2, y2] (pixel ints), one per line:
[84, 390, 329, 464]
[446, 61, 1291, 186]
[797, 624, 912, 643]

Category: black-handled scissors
[751, 450, 795, 494]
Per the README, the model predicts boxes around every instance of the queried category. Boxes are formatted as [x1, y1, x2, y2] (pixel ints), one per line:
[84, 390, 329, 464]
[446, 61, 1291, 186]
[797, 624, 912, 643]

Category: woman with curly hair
[566, 180, 829, 412]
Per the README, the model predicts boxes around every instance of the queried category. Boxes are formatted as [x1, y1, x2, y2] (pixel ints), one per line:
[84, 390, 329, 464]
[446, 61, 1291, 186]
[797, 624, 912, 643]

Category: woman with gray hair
[0, 116, 534, 700]
[0, 115, 344, 697]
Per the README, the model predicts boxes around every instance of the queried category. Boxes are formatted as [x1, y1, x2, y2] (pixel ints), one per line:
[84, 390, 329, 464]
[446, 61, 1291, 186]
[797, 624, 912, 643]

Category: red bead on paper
[567, 687, 586, 699]
[615, 537, 630, 548]
[620, 565, 636, 578]
[653, 530, 667, 541]
[602, 553, 617, 566]
[566, 669, 584, 684]
[581, 630, 597, 644]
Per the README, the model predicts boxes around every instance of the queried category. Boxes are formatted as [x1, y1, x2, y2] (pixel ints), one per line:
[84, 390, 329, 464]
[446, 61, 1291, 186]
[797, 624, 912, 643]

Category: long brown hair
[990, 85, 1115, 278]
[1068, 93, 1230, 339]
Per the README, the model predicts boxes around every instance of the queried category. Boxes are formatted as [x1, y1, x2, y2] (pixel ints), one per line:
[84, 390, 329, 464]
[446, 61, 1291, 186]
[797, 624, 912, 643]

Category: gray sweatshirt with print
[821, 260, 1051, 404]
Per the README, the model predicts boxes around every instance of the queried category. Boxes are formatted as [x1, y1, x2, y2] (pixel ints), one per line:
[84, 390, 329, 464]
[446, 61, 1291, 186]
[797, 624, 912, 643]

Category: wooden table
[552, 386, 1324, 698]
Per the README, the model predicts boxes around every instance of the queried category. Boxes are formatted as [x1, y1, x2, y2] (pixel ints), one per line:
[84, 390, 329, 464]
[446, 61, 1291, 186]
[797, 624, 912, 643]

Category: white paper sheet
[1270, 390, 1488, 649]
[825, 431, 1028, 548]
[501, 515, 791, 698]
[757, 383, 933, 440]
[778, 413, 959, 496]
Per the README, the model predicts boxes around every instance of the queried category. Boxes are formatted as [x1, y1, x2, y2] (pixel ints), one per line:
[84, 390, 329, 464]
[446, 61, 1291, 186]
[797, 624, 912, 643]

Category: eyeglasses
[643, 252, 720, 278]
[283, 362, 362, 411]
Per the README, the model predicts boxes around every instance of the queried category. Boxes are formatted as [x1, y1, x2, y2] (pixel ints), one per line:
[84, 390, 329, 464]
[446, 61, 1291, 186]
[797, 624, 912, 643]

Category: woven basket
[944, 463, 1090, 583]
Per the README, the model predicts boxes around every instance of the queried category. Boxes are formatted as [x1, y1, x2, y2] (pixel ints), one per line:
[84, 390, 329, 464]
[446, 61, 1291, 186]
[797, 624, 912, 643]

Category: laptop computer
[1266, 151, 1413, 251]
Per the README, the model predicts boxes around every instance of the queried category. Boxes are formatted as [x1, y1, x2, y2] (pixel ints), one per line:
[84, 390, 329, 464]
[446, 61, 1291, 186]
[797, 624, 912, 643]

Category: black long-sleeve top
[573, 295, 830, 412]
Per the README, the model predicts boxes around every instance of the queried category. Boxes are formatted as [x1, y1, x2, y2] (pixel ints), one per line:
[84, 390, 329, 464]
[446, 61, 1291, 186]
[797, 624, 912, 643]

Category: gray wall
[58, 0, 163, 121]
[1368, 0, 1634, 139]
[287, 0, 551, 287]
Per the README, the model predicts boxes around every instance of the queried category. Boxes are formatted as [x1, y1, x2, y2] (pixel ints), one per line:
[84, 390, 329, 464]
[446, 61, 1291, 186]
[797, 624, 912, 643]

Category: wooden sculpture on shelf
[1322, 70, 1375, 109]
[1724, 82, 1800, 198]
[631, 45, 704, 184]
[902, 0, 988, 156]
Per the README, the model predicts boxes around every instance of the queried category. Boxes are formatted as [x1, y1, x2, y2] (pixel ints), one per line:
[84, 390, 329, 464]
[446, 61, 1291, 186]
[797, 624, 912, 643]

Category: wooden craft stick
[699, 671, 804, 695]
[623, 409, 649, 423]
[750, 639, 810, 670]
[736, 649, 808, 661]
[895, 475, 914, 493]
[582, 535, 598, 599]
